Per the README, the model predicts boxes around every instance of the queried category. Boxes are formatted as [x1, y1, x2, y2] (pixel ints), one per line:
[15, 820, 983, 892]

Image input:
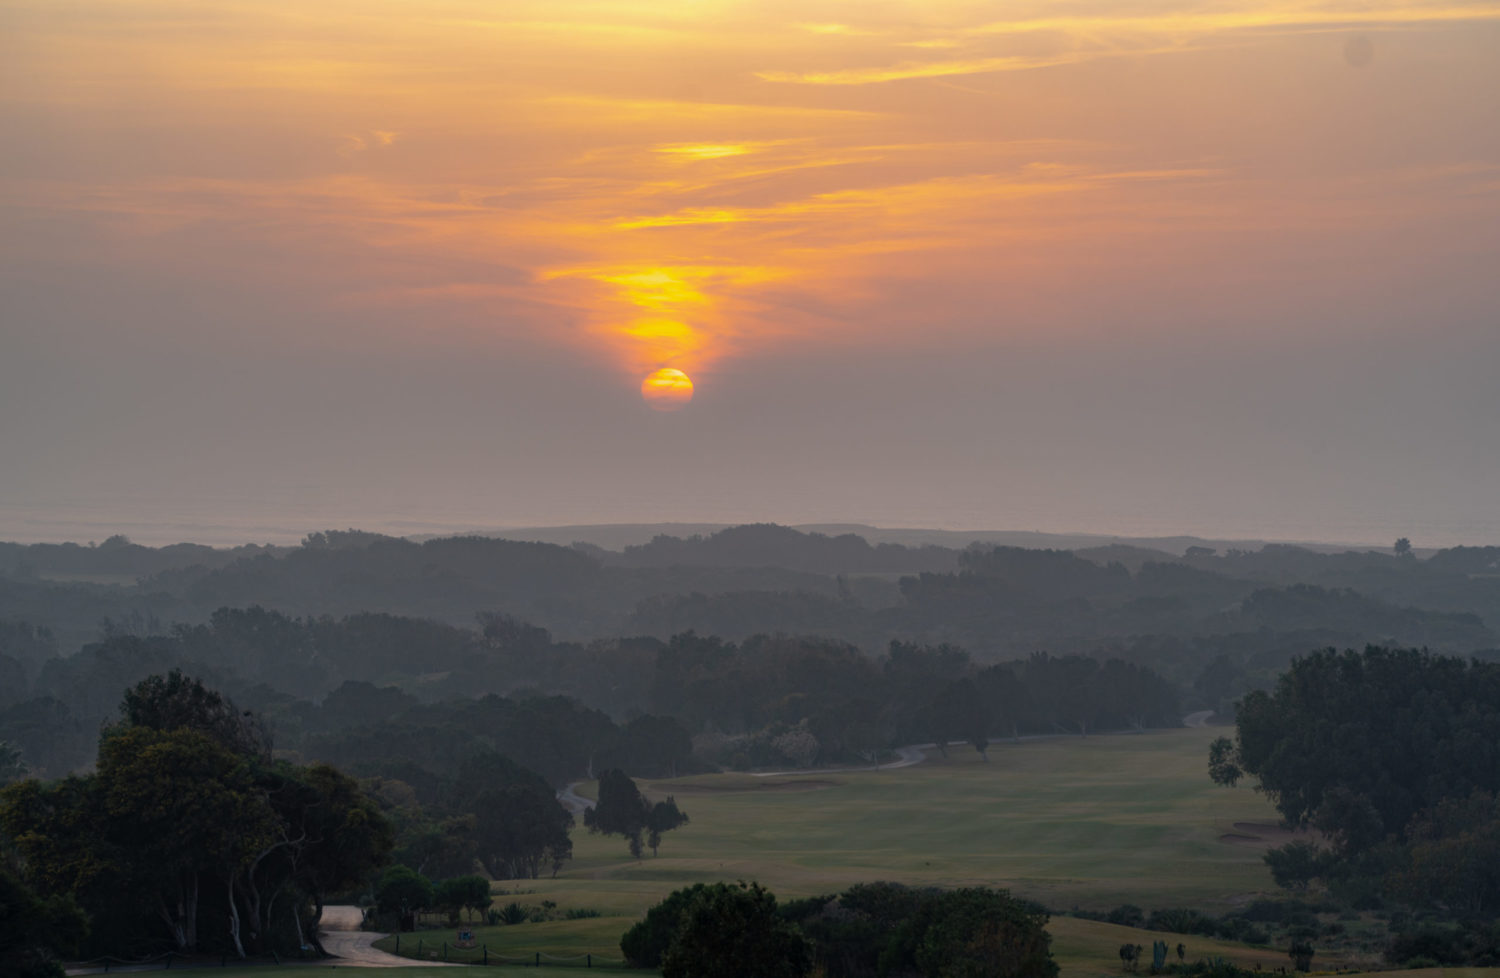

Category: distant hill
[437, 522, 1409, 557]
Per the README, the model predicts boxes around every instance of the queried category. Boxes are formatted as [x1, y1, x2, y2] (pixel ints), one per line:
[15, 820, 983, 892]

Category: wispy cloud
[759, 2, 1500, 85]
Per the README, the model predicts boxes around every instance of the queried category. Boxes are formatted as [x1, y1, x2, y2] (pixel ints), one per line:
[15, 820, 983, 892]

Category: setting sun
[641, 368, 695, 412]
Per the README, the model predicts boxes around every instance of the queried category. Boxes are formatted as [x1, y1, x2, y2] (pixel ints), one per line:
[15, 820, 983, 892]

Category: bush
[497, 902, 528, 925]
[1147, 908, 1219, 937]
[621, 884, 712, 968]
[1108, 905, 1146, 928]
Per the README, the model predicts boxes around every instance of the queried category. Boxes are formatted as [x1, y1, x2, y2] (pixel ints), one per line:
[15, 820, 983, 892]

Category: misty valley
[4, 525, 1500, 977]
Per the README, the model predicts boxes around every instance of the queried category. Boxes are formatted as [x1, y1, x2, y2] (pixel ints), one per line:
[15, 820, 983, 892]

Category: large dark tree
[450, 752, 572, 879]
[1210, 647, 1500, 852]
[914, 888, 1058, 978]
[621, 883, 712, 968]
[646, 796, 689, 856]
[662, 881, 812, 978]
[584, 768, 649, 858]
[120, 668, 270, 758]
[0, 674, 392, 960]
[584, 768, 689, 859]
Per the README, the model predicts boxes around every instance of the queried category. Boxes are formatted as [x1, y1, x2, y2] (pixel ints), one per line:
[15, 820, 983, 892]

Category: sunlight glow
[640, 367, 694, 411]
[6, 0, 1497, 396]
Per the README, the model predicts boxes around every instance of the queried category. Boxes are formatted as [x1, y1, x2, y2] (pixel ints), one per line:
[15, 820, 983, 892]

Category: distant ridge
[444, 522, 1398, 557]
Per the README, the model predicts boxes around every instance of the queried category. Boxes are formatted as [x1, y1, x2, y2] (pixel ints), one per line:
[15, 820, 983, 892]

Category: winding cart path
[320, 905, 456, 967]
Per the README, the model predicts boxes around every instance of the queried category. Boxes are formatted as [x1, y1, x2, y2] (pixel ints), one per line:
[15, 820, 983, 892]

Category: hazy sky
[2, 1, 1498, 547]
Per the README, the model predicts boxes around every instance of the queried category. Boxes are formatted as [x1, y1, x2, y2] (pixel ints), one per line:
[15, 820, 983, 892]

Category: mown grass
[369, 728, 1500, 976]
[369, 727, 1314, 973]
[555, 727, 1281, 909]
[205, 969, 603, 977]
[194, 969, 1500, 978]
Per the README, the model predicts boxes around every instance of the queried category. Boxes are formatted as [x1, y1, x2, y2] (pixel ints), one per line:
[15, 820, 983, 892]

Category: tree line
[3, 529, 1496, 696]
[0, 607, 1187, 781]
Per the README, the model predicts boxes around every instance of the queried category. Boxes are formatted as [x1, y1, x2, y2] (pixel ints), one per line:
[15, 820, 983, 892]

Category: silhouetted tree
[662, 881, 812, 978]
[646, 796, 689, 856]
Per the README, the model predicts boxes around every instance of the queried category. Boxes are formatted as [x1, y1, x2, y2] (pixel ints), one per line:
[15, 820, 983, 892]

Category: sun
[641, 368, 694, 411]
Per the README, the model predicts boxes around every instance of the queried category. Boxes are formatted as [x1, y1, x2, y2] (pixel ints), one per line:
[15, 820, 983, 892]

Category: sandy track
[320, 905, 457, 968]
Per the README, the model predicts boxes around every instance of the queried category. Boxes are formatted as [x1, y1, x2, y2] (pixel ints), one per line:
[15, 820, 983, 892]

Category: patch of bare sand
[1219, 821, 1319, 848]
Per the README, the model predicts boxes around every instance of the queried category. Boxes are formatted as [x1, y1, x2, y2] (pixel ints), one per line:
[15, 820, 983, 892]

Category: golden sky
[2, 1, 1498, 542]
[6, 0, 1498, 380]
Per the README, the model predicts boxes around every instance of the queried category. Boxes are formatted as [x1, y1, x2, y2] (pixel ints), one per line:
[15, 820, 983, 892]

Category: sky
[2, 0, 1498, 547]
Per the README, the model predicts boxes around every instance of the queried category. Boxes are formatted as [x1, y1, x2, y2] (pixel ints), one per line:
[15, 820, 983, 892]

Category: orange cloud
[4, 0, 1497, 382]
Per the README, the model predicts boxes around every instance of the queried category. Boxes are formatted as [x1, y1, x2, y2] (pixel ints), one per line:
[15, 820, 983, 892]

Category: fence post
[395, 934, 400, 954]
[418, 939, 423, 960]
[535, 951, 540, 967]
[484, 945, 488, 966]
[588, 953, 592, 967]
[443, 942, 448, 962]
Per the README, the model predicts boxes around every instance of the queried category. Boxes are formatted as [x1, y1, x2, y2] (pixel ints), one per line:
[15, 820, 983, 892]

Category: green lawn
[373, 727, 1316, 972]
[204, 969, 603, 977]
[536, 727, 1280, 910]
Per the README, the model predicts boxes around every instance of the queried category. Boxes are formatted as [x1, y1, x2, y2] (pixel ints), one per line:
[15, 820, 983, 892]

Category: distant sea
[2, 497, 1492, 552]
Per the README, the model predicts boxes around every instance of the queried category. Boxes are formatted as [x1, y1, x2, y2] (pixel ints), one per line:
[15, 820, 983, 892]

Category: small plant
[499, 901, 528, 925]
[565, 907, 602, 919]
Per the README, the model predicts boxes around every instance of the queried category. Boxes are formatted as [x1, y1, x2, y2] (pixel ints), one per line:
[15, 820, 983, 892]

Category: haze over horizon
[3, 1, 1497, 550]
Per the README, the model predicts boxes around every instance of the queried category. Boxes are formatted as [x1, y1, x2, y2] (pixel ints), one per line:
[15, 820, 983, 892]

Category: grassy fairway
[579, 726, 1280, 910]
[200, 970, 601, 977]
[188, 970, 1500, 978]
[377, 727, 1305, 973]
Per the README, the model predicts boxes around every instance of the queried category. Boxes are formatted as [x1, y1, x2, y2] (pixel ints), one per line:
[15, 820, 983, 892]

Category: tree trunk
[226, 872, 247, 959]
[309, 896, 328, 955]
[238, 872, 262, 954]
[291, 900, 307, 951]
[186, 874, 198, 950]
[266, 888, 280, 949]
[158, 872, 199, 950]
[158, 899, 188, 950]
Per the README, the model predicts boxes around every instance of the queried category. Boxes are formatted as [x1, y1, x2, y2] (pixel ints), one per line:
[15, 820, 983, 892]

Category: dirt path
[557, 781, 593, 814]
[320, 904, 456, 968]
[1183, 710, 1216, 728]
[750, 743, 931, 777]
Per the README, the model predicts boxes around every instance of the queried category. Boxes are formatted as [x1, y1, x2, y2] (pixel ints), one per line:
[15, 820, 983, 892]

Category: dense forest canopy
[2, 525, 1496, 782]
